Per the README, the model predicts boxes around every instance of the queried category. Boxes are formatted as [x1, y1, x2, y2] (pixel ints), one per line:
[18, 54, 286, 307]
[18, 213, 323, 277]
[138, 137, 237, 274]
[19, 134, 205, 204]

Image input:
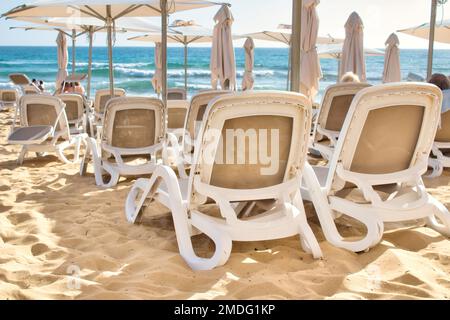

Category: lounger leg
[125, 165, 232, 270]
[17, 146, 27, 165]
[427, 157, 443, 178]
[80, 136, 113, 187]
[426, 196, 450, 237]
[291, 191, 322, 258]
[302, 162, 384, 252]
[56, 145, 75, 164]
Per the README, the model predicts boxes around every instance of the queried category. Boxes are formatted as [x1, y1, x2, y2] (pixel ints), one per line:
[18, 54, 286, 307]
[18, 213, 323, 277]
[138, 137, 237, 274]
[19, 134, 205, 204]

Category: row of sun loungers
[4, 75, 450, 270]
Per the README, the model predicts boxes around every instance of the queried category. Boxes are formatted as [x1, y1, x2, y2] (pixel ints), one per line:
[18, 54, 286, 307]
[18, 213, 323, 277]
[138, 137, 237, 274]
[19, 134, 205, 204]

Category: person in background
[38, 80, 45, 92]
[73, 82, 86, 96]
[428, 73, 450, 113]
[340, 72, 361, 83]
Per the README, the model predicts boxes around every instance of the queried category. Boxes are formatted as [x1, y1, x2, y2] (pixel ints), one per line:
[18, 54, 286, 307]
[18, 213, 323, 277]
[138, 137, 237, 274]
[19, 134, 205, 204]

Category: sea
[1, 46, 450, 102]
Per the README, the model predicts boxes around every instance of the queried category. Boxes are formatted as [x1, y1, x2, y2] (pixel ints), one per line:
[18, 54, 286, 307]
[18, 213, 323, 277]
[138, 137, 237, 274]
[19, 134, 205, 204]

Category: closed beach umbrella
[299, 0, 322, 100]
[339, 12, 366, 81]
[152, 42, 162, 95]
[242, 37, 254, 91]
[56, 31, 68, 90]
[383, 33, 401, 83]
[211, 5, 236, 90]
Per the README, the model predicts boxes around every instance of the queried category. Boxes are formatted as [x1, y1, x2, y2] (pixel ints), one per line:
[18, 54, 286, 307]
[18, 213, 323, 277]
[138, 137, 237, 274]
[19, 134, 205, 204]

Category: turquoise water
[1, 46, 450, 102]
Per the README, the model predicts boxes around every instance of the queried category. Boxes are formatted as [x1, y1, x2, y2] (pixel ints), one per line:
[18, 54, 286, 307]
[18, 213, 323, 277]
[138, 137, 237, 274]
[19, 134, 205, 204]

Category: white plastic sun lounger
[167, 88, 187, 100]
[56, 94, 86, 134]
[7, 94, 87, 165]
[311, 83, 371, 160]
[302, 83, 450, 253]
[81, 96, 166, 188]
[125, 91, 322, 270]
[8, 73, 41, 95]
[0, 88, 20, 111]
[428, 110, 450, 177]
[163, 90, 230, 174]
[88, 88, 126, 137]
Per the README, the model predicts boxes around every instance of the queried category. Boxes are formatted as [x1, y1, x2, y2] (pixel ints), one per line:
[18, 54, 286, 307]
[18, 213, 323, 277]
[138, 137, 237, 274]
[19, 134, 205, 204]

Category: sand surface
[1, 108, 450, 300]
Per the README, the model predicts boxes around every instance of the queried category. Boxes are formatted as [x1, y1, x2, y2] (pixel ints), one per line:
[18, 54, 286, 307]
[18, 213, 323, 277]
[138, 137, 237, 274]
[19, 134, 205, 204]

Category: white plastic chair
[125, 91, 323, 270]
[81, 96, 166, 188]
[7, 94, 86, 165]
[302, 83, 450, 253]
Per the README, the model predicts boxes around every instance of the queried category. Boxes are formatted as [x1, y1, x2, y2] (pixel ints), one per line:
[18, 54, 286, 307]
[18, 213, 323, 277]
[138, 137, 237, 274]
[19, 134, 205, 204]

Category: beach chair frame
[0, 88, 20, 111]
[428, 110, 450, 177]
[7, 94, 86, 165]
[56, 93, 86, 134]
[125, 91, 322, 270]
[311, 82, 371, 160]
[302, 83, 450, 252]
[81, 97, 166, 188]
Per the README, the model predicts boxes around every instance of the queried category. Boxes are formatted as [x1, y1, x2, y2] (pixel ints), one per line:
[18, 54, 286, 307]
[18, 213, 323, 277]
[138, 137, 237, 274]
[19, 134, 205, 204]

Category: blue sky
[1, 0, 449, 48]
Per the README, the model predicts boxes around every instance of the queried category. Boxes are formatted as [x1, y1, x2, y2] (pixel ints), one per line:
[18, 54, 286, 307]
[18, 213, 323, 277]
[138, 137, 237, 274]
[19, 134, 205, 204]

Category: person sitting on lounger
[38, 80, 45, 92]
[73, 82, 86, 96]
[64, 82, 74, 93]
[428, 73, 450, 113]
[340, 72, 360, 83]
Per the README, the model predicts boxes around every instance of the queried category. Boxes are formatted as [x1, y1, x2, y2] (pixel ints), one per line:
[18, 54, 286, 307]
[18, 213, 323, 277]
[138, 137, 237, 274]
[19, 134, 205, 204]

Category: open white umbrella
[299, 0, 322, 100]
[242, 37, 254, 91]
[398, 0, 442, 78]
[56, 31, 68, 90]
[211, 4, 236, 90]
[243, 26, 342, 89]
[129, 20, 214, 92]
[318, 43, 384, 59]
[243, 26, 342, 46]
[2, 0, 220, 102]
[152, 42, 162, 95]
[10, 22, 129, 97]
[383, 33, 401, 83]
[339, 12, 366, 81]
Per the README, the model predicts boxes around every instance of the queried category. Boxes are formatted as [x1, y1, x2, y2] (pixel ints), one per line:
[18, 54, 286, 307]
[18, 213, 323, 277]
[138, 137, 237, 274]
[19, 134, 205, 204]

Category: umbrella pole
[72, 29, 76, 75]
[286, 48, 291, 91]
[184, 41, 188, 94]
[290, 0, 302, 92]
[427, 0, 438, 80]
[87, 27, 93, 99]
[161, 0, 168, 109]
[106, 5, 114, 97]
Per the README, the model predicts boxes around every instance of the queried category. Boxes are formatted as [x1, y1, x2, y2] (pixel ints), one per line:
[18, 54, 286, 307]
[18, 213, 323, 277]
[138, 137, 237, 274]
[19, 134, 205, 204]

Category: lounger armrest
[102, 142, 164, 166]
[316, 126, 340, 146]
[335, 159, 428, 207]
[166, 132, 189, 179]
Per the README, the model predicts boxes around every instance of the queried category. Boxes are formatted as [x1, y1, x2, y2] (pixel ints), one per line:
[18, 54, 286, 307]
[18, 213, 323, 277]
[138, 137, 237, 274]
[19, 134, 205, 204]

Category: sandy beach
[0, 108, 449, 300]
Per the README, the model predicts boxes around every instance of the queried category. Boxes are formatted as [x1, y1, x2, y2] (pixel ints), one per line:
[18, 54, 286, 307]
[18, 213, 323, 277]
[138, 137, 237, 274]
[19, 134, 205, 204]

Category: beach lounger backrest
[56, 94, 84, 123]
[102, 97, 164, 150]
[23, 85, 41, 95]
[326, 83, 441, 193]
[435, 110, 450, 142]
[189, 91, 311, 203]
[9, 73, 30, 86]
[94, 88, 126, 114]
[19, 94, 70, 139]
[1, 89, 19, 103]
[167, 88, 187, 100]
[314, 83, 371, 140]
[168, 107, 187, 130]
[185, 90, 230, 143]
